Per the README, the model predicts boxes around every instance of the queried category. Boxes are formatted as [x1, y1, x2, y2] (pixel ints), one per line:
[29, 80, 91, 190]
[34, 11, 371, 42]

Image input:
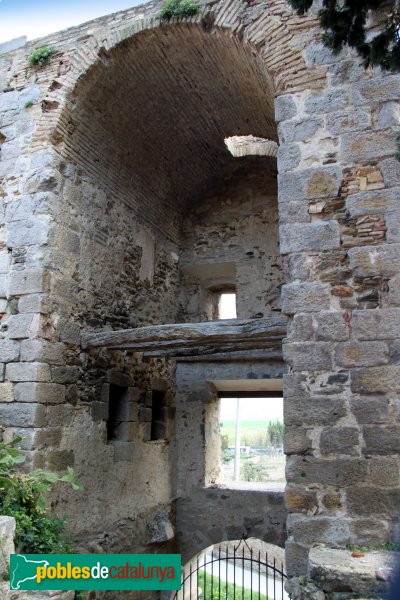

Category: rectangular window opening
[151, 390, 167, 441]
[218, 292, 237, 319]
[219, 393, 284, 489]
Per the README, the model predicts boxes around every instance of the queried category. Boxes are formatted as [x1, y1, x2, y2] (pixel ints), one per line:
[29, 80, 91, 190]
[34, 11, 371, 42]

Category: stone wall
[0, 0, 399, 589]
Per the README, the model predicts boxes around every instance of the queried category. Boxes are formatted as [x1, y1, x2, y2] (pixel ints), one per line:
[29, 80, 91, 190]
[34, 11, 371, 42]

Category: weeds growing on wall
[28, 45, 55, 67]
[0, 429, 82, 554]
[159, 0, 202, 21]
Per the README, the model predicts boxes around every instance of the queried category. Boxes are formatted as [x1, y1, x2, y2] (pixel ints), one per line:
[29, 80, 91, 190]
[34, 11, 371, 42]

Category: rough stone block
[352, 76, 400, 105]
[106, 370, 132, 387]
[278, 200, 310, 224]
[287, 314, 314, 341]
[305, 42, 345, 66]
[51, 365, 80, 384]
[6, 217, 51, 247]
[376, 101, 400, 129]
[363, 425, 400, 455]
[350, 396, 390, 424]
[281, 283, 331, 314]
[288, 514, 350, 546]
[390, 339, 400, 363]
[113, 441, 134, 462]
[285, 486, 317, 513]
[278, 117, 323, 143]
[380, 158, 400, 188]
[18, 293, 49, 314]
[146, 512, 174, 544]
[114, 421, 136, 441]
[283, 373, 310, 399]
[115, 400, 139, 422]
[274, 95, 297, 122]
[6, 361, 51, 382]
[0, 382, 13, 402]
[351, 366, 400, 393]
[280, 221, 340, 254]
[341, 130, 396, 162]
[14, 382, 66, 404]
[346, 487, 400, 517]
[283, 342, 333, 371]
[305, 88, 349, 114]
[59, 321, 81, 345]
[91, 401, 108, 422]
[6, 313, 38, 339]
[9, 268, 46, 296]
[140, 407, 152, 422]
[0, 402, 46, 427]
[34, 427, 62, 449]
[47, 404, 74, 427]
[320, 427, 359, 456]
[369, 457, 400, 487]
[284, 427, 312, 455]
[315, 312, 349, 341]
[0, 339, 20, 362]
[352, 308, 400, 340]
[327, 109, 370, 134]
[277, 143, 301, 173]
[347, 188, 398, 216]
[349, 518, 391, 546]
[348, 244, 400, 278]
[47, 449, 74, 470]
[0, 516, 15, 577]
[284, 396, 346, 426]
[278, 165, 342, 203]
[0, 251, 10, 274]
[286, 456, 369, 486]
[335, 341, 389, 367]
[285, 540, 308, 578]
[21, 338, 65, 364]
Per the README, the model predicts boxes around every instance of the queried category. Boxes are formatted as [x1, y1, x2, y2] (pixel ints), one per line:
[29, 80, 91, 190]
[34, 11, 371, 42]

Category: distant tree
[241, 461, 269, 482]
[267, 421, 284, 448]
[288, 0, 400, 72]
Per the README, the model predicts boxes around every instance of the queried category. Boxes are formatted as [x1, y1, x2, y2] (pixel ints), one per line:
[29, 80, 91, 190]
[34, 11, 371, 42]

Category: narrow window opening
[218, 292, 237, 319]
[219, 394, 284, 488]
[151, 390, 166, 441]
[107, 384, 128, 442]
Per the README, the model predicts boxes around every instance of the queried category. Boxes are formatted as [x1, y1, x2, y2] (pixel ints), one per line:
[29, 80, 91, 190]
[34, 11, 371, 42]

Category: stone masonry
[0, 0, 399, 597]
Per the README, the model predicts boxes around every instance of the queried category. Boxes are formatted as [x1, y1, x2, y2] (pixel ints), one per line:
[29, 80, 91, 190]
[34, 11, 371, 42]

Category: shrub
[28, 46, 55, 67]
[160, 0, 202, 21]
[0, 429, 81, 554]
[24, 101, 34, 109]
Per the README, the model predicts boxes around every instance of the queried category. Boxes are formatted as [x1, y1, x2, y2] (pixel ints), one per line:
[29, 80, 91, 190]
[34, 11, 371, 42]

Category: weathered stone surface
[0, 516, 15, 578]
[280, 221, 340, 254]
[21, 339, 65, 364]
[278, 165, 342, 203]
[305, 88, 349, 114]
[370, 457, 400, 487]
[51, 366, 80, 384]
[320, 427, 359, 456]
[0, 402, 46, 427]
[380, 158, 400, 187]
[281, 283, 331, 314]
[327, 109, 370, 134]
[9, 269, 46, 296]
[285, 541, 309, 579]
[376, 101, 400, 129]
[113, 441, 134, 462]
[341, 130, 396, 162]
[283, 342, 333, 371]
[286, 456, 369, 486]
[335, 341, 389, 367]
[18, 293, 49, 314]
[6, 314, 38, 339]
[363, 425, 400, 455]
[352, 308, 400, 340]
[277, 143, 301, 172]
[348, 244, 400, 278]
[14, 382, 66, 404]
[146, 511, 175, 543]
[285, 486, 317, 513]
[315, 312, 349, 341]
[0, 382, 14, 402]
[346, 188, 398, 216]
[279, 200, 310, 224]
[279, 117, 323, 143]
[350, 396, 390, 424]
[351, 366, 400, 393]
[305, 42, 346, 67]
[288, 514, 350, 546]
[6, 362, 51, 382]
[284, 427, 312, 455]
[284, 396, 346, 426]
[47, 449, 74, 470]
[346, 487, 400, 517]
[6, 217, 51, 247]
[0, 339, 20, 362]
[274, 95, 297, 122]
[352, 76, 400, 105]
[287, 314, 314, 341]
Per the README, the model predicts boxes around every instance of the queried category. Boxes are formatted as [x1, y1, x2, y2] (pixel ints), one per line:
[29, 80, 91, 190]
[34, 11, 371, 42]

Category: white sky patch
[220, 397, 283, 422]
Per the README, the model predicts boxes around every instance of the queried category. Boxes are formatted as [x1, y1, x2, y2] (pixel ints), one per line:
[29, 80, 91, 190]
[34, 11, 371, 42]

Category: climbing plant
[28, 45, 55, 67]
[0, 429, 81, 554]
[159, 0, 202, 21]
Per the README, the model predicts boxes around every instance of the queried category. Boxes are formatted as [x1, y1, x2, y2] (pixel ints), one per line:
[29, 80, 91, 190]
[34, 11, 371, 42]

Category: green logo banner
[10, 554, 182, 591]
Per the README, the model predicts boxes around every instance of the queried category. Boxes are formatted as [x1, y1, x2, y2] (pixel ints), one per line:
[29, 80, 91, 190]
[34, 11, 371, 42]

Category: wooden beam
[81, 316, 287, 356]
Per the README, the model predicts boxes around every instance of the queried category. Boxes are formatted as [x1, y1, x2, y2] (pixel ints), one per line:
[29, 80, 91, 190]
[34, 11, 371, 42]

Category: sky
[220, 397, 283, 422]
[0, 0, 145, 44]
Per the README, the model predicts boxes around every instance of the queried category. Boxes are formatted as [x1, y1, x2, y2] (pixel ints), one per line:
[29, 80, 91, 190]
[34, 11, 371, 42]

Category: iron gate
[173, 540, 291, 600]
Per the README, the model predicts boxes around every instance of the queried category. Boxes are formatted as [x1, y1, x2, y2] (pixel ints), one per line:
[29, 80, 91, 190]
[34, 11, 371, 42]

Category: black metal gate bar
[172, 540, 290, 600]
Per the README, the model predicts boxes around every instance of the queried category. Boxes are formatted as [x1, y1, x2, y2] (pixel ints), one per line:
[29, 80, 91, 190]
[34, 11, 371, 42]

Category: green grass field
[198, 571, 268, 600]
[220, 420, 280, 446]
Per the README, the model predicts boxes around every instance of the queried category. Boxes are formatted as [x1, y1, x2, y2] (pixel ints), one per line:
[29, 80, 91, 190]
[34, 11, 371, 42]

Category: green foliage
[347, 541, 400, 553]
[0, 429, 82, 554]
[288, 0, 400, 72]
[198, 570, 268, 600]
[24, 100, 34, 109]
[241, 460, 269, 483]
[267, 420, 284, 447]
[160, 0, 202, 21]
[28, 45, 55, 67]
